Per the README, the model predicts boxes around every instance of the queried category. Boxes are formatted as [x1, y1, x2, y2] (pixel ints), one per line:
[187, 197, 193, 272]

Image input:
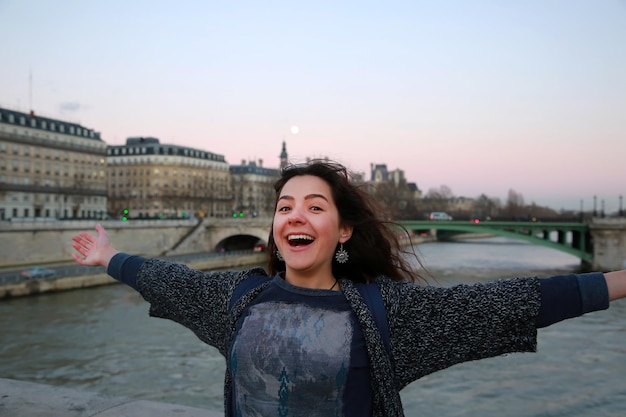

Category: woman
[72, 160, 626, 417]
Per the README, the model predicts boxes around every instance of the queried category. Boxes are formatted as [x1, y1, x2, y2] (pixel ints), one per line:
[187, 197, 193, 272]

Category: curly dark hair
[267, 160, 425, 283]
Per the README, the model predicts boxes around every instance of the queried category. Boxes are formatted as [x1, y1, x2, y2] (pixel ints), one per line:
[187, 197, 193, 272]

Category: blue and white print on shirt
[232, 301, 353, 417]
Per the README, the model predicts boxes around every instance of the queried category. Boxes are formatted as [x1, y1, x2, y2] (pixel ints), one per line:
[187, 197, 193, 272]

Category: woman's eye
[278, 206, 290, 212]
[311, 206, 322, 211]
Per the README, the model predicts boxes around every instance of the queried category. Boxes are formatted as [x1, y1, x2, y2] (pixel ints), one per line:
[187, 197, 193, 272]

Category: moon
[290, 126, 299, 135]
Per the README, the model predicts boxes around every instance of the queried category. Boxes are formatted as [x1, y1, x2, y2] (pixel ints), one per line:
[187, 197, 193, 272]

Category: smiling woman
[71, 160, 626, 417]
[271, 175, 353, 289]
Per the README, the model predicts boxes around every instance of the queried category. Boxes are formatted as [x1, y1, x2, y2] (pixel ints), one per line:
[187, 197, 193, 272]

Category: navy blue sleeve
[106, 252, 148, 291]
[536, 272, 609, 328]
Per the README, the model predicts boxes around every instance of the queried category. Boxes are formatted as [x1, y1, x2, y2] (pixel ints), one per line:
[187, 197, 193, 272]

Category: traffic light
[121, 209, 129, 221]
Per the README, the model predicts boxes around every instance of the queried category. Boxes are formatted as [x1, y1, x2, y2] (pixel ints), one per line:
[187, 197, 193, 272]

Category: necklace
[329, 279, 339, 291]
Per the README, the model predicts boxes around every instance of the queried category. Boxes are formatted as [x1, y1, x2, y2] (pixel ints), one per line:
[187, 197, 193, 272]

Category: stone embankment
[0, 252, 268, 299]
[0, 378, 221, 417]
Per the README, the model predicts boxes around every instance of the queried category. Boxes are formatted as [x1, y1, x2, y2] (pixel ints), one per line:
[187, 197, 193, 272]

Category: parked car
[20, 267, 58, 279]
[429, 212, 453, 221]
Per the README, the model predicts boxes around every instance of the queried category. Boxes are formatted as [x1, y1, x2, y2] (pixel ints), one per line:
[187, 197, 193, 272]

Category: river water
[2, 237, 625, 416]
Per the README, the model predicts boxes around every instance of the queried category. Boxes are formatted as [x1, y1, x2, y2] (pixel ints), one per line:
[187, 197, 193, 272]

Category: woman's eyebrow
[277, 193, 329, 202]
[304, 193, 329, 202]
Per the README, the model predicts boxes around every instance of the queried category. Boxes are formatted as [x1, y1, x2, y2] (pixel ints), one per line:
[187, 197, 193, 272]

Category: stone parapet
[0, 252, 268, 299]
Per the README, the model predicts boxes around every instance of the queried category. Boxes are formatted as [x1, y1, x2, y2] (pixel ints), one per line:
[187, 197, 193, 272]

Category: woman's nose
[287, 208, 305, 225]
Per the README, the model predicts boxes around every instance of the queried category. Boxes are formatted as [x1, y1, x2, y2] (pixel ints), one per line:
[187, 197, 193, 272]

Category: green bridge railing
[398, 220, 593, 264]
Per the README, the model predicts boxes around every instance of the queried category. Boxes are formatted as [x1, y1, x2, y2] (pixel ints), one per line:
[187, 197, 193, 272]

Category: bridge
[0, 217, 624, 271]
[400, 220, 592, 263]
[191, 217, 624, 271]
[399, 218, 626, 271]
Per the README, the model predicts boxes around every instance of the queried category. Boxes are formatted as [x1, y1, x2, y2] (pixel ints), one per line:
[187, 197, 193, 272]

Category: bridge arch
[215, 234, 267, 252]
[203, 219, 270, 253]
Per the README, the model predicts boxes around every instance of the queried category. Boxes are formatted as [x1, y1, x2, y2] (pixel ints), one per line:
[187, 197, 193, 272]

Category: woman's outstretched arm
[71, 224, 120, 269]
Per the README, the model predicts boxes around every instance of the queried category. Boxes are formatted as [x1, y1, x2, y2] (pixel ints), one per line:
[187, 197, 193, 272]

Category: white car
[429, 212, 453, 221]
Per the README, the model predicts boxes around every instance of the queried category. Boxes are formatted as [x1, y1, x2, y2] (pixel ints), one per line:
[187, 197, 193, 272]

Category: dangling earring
[335, 243, 349, 264]
[276, 249, 284, 261]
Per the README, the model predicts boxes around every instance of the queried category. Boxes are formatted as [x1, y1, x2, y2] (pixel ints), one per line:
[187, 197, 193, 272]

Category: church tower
[279, 141, 288, 170]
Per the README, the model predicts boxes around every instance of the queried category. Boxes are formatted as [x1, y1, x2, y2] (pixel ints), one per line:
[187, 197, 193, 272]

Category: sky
[1, 1, 625, 213]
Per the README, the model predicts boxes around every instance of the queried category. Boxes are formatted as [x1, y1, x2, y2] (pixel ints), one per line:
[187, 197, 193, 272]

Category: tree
[422, 185, 454, 214]
[505, 189, 525, 219]
[474, 194, 501, 219]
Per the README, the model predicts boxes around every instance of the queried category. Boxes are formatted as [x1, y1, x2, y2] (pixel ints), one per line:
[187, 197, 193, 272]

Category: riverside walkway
[0, 378, 221, 417]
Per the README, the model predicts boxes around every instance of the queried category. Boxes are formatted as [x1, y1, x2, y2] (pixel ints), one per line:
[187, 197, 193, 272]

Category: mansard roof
[0, 106, 102, 141]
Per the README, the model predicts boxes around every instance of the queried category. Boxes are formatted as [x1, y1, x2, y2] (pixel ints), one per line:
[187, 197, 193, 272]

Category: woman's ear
[339, 225, 353, 244]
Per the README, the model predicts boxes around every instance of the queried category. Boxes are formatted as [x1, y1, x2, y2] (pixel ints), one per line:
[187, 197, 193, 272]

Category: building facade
[1, 106, 427, 224]
[230, 159, 280, 219]
[107, 137, 232, 219]
[0, 107, 107, 220]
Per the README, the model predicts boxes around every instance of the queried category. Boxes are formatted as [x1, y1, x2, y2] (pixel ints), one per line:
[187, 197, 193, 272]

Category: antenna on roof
[29, 67, 34, 115]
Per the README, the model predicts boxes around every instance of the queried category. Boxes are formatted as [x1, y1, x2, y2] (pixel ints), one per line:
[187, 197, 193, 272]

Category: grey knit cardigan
[135, 259, 541, 417]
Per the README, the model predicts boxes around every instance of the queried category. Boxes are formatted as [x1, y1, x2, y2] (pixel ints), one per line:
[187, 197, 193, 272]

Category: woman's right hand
[71, 224, 120, 268]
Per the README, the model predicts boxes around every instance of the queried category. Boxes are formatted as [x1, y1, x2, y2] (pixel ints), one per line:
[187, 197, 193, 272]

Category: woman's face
[273, 175, 352, 284]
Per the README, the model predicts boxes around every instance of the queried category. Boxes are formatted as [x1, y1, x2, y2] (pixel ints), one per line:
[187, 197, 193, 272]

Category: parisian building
[229, 159, 280, 219]
[0, 107, 108, 220]
[0, 106, 425, 223]
[107, 137, 232, 219]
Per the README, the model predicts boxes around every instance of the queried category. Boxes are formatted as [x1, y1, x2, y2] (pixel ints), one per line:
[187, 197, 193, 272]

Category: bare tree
[423, 185, 454, 214]
[474, 194, 501, 219]
[505, 189, 525, 219]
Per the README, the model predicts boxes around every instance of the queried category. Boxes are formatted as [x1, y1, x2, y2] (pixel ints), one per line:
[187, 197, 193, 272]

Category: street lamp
[601, 199, 605, 218]
[579, 199, 584, 222]
[593, 195, 597, 217]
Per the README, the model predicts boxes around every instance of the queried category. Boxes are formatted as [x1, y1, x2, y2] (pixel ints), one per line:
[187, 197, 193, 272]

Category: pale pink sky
[1, 1, 624, 212]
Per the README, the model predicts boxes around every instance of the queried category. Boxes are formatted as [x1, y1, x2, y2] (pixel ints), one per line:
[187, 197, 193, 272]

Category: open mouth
[287, 234, 315, 247]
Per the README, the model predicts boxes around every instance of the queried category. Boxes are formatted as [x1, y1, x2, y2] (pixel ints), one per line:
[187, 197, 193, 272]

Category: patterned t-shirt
[230, 276, 371, 417]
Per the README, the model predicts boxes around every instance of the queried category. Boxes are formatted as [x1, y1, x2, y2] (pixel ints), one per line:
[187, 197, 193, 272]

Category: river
[1, 237, 625, 416]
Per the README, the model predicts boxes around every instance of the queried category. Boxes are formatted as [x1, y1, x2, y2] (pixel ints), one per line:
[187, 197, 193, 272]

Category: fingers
[71, 234, 92, 252]
[71, 225, 102, 266]
[95, 223, 106, 236]
[71, 252, 86, 265]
